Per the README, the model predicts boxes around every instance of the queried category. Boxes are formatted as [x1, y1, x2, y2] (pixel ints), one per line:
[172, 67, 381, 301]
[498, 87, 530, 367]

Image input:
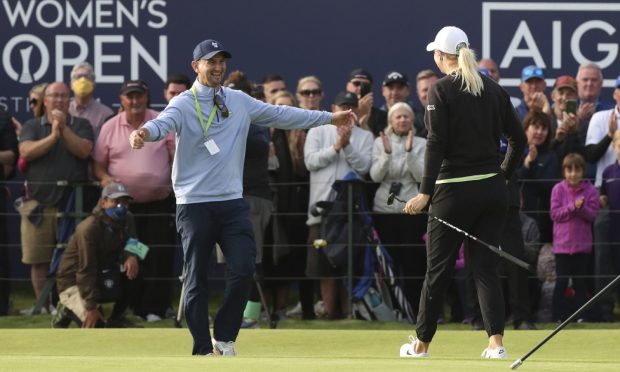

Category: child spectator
[549, 153, 599, 321]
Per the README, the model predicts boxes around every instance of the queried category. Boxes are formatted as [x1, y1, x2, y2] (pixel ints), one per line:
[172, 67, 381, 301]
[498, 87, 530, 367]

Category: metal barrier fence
[0, 177, 618, 317]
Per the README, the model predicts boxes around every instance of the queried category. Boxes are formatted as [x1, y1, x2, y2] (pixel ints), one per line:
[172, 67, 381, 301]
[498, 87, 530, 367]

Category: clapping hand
[577, 102, 595, 122]
[525, 144, 538, 168]
[380, 131, 392, 154]
[575, 197, 584, 209]
[405, 130, 414, 152]
[335, 124, 351, 152]
[50, 109, 66, 138]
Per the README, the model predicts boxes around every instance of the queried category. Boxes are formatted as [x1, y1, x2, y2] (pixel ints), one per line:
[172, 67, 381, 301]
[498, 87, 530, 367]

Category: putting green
[0, 328, 618, 371]
[0, 329, 620, 372]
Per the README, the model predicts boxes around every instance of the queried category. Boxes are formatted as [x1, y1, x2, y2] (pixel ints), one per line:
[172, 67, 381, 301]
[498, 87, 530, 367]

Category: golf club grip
[515, 274, 620, 366]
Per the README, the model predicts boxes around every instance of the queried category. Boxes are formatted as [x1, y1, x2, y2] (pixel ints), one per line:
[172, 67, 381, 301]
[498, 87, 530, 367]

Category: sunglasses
[29, 98, 38, 106]
[350, 80, 367, 87]
[214, 94, 229, 118]
[299, 89, 322, 97]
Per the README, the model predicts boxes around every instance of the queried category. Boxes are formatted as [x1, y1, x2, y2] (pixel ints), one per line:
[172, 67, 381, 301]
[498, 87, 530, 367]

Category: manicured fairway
[1, 328, 618, 371]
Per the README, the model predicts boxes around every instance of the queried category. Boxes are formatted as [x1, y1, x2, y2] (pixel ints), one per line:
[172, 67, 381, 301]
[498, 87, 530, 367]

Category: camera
[389, 182, 403, 196]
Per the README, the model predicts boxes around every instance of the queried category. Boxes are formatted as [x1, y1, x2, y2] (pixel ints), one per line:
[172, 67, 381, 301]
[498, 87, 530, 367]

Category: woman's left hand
[405, 130, 414, 152]
[404, 193, 430, 215]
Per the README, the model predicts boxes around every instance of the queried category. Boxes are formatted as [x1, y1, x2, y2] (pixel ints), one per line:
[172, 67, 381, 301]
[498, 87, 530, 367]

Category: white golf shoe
[400, 335, 429, 358]
[481, 346, 507, 359]
[212, 338, 237, 356]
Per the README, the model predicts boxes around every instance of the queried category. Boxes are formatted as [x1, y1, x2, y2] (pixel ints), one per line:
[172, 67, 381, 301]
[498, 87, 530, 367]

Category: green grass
[1, 328, 619, 371]
[4, 284, 620, 371]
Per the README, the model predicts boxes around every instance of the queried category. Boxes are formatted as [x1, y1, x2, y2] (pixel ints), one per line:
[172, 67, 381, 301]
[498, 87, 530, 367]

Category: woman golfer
[401, 26, 526, 359]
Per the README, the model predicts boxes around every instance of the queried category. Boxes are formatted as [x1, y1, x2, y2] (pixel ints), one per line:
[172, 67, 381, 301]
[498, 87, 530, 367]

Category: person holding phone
[551, 75, 585, 162]
[345, 68, 387, 137]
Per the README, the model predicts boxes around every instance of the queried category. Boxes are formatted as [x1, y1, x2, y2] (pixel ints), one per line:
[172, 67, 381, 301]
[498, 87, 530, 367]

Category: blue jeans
[176, 199, 255, 355]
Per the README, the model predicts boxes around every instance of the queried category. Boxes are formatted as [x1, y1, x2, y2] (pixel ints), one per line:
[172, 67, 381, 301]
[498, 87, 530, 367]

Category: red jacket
[550, 180, 599, 255]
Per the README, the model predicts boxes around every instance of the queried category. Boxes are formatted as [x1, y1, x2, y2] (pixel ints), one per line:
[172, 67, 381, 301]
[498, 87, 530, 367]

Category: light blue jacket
[143, 80, 332, 204]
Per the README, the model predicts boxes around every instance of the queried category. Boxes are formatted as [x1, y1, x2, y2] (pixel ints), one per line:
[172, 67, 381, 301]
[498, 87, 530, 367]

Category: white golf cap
[426, 26, 469, 55]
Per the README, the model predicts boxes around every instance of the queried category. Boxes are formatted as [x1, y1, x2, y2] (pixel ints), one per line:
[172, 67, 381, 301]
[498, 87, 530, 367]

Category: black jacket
[420, 73, 526, 194]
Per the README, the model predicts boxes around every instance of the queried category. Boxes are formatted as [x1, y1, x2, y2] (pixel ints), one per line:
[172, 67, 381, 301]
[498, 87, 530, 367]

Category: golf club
[174, 265, 186, 328]
[510, 273, 620, 369]
[386, 193, 533, 272]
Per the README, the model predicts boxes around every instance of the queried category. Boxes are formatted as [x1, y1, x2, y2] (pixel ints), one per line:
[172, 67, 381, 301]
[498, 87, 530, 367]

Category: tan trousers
[58, 286, 88, 321]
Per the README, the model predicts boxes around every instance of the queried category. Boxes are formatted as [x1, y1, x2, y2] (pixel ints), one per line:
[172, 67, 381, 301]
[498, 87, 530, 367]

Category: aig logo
[482, 2, 620, 87]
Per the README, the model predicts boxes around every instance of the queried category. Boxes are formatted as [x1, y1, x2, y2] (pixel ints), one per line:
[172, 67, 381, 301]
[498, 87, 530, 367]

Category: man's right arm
[19, 136, 60, 161]
[140, 103, 184, 143]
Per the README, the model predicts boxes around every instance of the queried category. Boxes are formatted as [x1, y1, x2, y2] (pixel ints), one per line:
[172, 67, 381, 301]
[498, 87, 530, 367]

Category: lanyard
[191, 84, 218, 138]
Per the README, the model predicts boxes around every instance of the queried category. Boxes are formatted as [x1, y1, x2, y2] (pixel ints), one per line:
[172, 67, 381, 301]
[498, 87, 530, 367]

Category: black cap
[334, 91, 358, 107]
[193, 39, 232, 61]
[349, 68, 373, 83]
[383, 71, 409, 86]
[120, 80, 148, 95]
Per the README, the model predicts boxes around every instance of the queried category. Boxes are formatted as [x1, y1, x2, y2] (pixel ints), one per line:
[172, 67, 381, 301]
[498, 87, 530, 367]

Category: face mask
[71, 77, 95, 97]
[104, 204, 128, 221]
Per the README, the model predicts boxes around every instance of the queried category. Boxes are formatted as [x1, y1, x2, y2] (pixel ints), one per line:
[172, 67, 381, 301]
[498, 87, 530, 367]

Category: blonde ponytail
[454, 47, 483, 96]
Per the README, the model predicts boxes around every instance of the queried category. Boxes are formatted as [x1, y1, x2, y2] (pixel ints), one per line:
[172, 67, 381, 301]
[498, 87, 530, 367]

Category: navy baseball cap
[349, 68, 373, 83]
[383, 71, 409, 86]
[334, 91, 358, 107]
[120, 80, 148, 95]
[521, 65, 544, 83]
[193, 39, 232, 61]
[615, 75, 620, 88]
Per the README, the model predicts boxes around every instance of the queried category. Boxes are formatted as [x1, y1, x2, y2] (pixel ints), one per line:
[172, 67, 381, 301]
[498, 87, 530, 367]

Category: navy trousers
[176, 199, 255, 355]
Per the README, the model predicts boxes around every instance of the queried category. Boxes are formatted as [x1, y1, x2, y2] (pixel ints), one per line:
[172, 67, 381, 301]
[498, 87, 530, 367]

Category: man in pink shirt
[94, 80, 176, 322]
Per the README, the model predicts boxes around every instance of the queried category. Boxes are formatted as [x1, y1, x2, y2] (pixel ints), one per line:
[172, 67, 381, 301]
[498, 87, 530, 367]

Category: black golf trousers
[417, 174, 508, 341]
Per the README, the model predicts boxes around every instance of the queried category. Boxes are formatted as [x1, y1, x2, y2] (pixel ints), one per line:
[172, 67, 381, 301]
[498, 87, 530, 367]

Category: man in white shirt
[304, 91, 373, 319]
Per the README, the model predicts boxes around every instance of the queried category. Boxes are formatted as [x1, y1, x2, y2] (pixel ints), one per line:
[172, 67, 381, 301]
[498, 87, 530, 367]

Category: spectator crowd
[1, 57, 620, 329]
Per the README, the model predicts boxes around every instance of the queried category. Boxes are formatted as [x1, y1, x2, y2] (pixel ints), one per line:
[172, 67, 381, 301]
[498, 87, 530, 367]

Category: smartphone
[360, 82, 371, 97]
[565, 99, 577, 115]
